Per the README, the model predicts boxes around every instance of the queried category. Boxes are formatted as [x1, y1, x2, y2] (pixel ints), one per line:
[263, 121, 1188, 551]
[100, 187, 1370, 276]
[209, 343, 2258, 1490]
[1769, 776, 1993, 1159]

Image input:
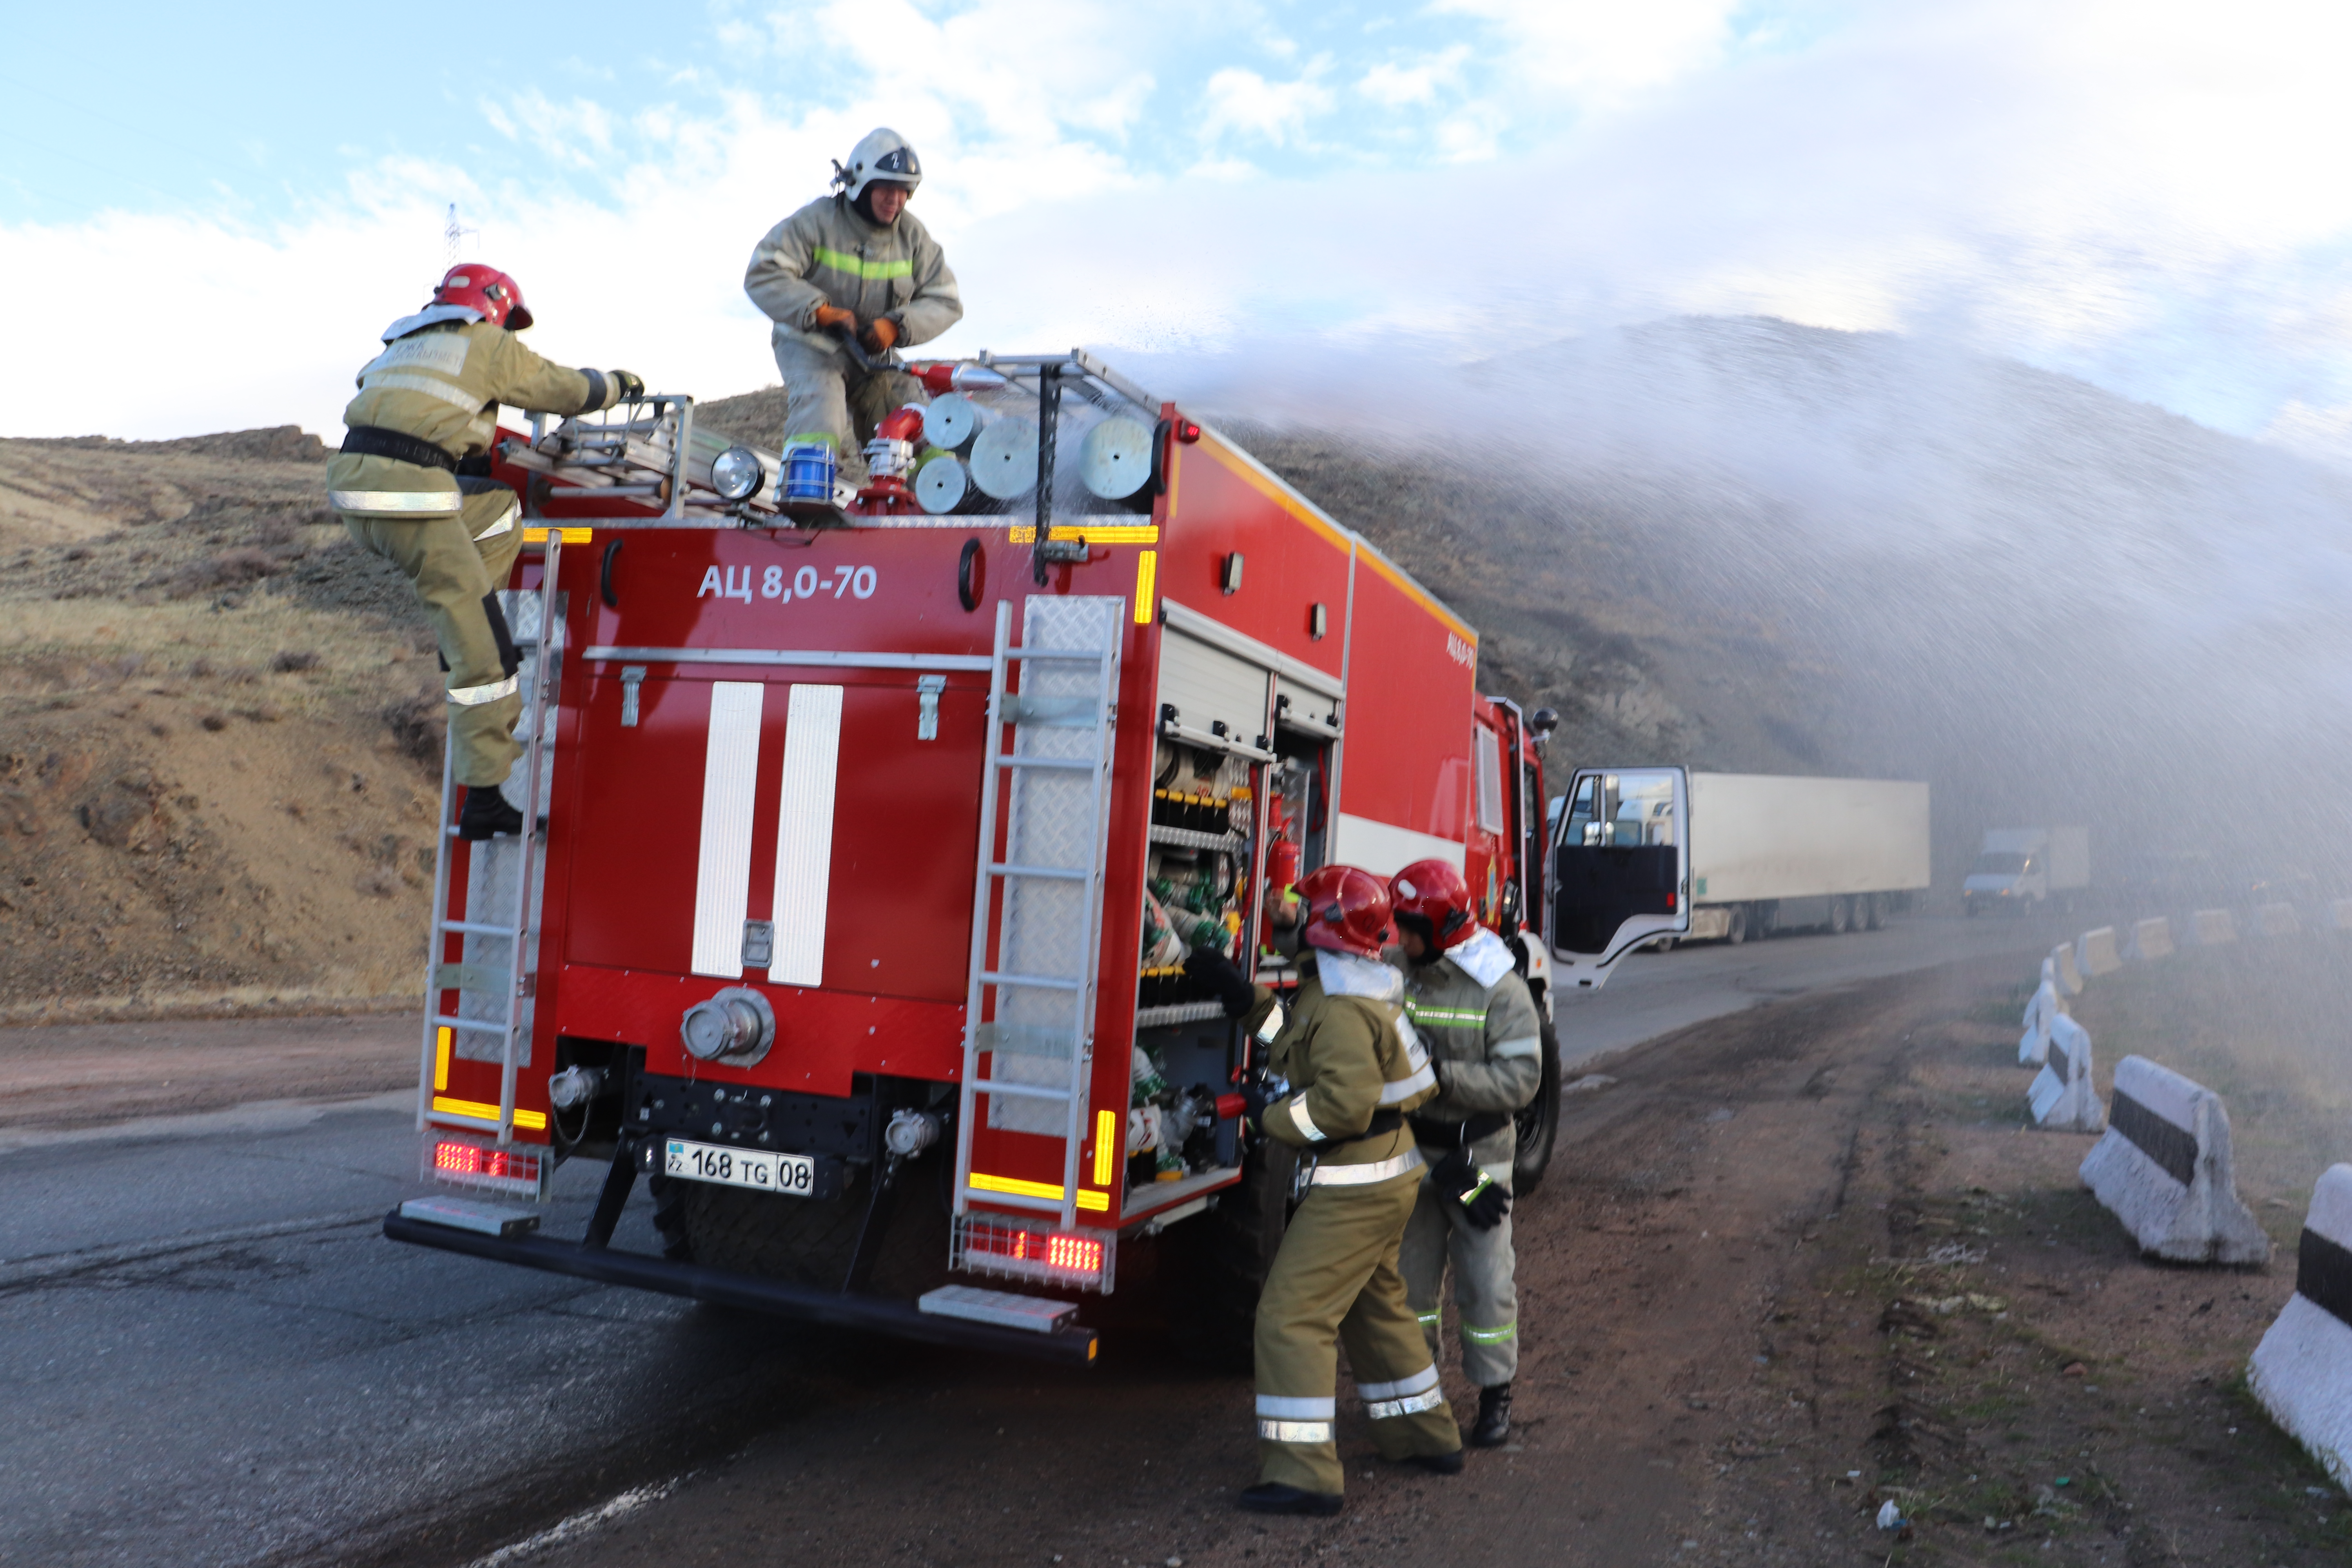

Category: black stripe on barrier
[2047, 1042, 2072, 1083]
[2109, 1090, 2198, 1189]
[2297, 1226, 2352, 1329]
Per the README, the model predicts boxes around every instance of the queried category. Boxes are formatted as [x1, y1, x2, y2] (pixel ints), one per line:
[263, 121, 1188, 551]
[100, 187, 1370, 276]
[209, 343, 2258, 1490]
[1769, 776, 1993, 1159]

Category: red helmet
[1297, 864, 1392, 959]
[1390, 858, 1476, 951]
[431, 264, 533, 330]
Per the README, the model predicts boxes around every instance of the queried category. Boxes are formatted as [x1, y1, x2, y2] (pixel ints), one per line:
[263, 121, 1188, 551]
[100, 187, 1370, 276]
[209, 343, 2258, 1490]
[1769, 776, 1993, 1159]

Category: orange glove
[811, 303, 857, 332]
[860, 316, 900, 353]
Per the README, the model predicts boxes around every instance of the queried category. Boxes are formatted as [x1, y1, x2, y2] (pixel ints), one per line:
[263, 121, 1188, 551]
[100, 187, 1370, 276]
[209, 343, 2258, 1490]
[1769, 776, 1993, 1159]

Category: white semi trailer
[1546, 769, 1931, 989]
[1962, 826, 2090, 916]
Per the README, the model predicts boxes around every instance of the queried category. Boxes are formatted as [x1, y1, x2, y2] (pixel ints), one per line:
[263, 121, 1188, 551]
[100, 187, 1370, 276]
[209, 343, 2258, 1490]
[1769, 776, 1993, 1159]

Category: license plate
[664, 1138, 818, 1197]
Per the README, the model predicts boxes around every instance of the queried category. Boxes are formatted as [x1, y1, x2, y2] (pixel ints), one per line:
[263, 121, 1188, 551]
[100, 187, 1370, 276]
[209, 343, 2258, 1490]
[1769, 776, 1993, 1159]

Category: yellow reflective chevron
[812, 245, 915, 281]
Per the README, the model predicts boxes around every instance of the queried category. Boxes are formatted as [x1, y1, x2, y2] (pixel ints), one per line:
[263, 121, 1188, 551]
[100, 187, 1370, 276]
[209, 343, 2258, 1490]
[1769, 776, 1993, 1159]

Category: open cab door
[1549, 766, 1689, 991]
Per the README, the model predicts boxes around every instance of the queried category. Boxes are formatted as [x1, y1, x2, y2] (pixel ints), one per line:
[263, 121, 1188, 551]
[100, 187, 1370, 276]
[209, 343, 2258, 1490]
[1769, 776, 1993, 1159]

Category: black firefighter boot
[1237, 1483, 1343, 1517]
[1469, 1383, 1513, 1448]
[457, 785, 524, 841]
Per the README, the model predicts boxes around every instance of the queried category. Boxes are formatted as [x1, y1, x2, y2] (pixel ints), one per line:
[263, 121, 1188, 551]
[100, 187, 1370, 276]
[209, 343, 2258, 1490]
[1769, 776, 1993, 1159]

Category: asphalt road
[1554, 911, 2064, 1068]
[0, 915, 2059, 1568]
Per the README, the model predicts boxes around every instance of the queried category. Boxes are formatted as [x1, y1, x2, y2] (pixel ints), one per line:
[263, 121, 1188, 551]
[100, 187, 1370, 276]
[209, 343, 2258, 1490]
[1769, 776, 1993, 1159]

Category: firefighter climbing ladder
[414, 536, 566, 1147]
[952, 595, 1125, 1243]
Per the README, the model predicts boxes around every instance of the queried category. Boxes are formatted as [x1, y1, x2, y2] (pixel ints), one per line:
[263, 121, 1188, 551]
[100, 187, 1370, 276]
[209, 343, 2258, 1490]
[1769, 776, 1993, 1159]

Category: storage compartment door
[1158, 628, 1272, 751]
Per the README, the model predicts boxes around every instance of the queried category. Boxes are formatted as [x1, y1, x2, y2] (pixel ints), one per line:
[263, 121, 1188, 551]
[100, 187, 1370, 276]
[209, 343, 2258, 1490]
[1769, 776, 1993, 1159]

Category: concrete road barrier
[2018, 970, 2059, 1067]
[2053, 942, 2085, 996]
[2129, 916, 2174, 961]
[2256, 902, 2300, 938]
[2193, 908, 2238, 946]
[2029, 1014, 2104, 1132]
[2078, 927, 2123, 977]
[2249, 1163, 2352, 1491]
[2079, 1055, 2271, 1265]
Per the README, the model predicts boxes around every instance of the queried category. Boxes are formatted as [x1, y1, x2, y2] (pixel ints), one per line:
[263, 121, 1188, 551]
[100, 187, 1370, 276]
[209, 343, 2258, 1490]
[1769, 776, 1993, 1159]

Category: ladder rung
[993, 754, 1094, 771]
[1007, 648, 1107, 662]
[432, 1013, 516, 1036]
[440, 920, 523, 937]
[979, 970, 1083, 992]
[989, 862, 1089, 882]
[969, 1078, 1075, 1100]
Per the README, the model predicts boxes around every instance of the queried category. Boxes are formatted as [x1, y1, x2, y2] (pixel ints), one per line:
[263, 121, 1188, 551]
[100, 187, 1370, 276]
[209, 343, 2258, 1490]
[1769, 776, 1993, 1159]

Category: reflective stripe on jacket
[1398, 937, 1544, 1166]
[744, 194, 963, 358]
[328, 319, 617, 515]
[1246, 955, 1439, 1171]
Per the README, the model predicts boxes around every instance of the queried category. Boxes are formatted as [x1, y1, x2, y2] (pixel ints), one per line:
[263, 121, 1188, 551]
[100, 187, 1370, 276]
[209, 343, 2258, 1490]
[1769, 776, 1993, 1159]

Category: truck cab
[1962, 848, 2045, 913]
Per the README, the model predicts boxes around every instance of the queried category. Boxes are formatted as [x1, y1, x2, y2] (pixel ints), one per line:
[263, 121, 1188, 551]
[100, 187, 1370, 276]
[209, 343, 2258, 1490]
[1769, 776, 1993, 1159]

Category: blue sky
[7, 1, 2352, 463]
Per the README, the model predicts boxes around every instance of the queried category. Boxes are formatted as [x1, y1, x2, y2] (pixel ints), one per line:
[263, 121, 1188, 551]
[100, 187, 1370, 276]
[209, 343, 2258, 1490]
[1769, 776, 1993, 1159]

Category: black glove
[610, 370, 646, 402]
[1185, 943, 1256, 1020]
[1431, 1147, 1511, 1232]
[1239, 1078, 1276, 1131]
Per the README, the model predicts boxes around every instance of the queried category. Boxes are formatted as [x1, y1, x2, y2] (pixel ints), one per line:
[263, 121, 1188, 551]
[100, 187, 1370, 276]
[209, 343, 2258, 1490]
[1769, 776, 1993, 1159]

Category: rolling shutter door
[1158, 629, 1271, 745]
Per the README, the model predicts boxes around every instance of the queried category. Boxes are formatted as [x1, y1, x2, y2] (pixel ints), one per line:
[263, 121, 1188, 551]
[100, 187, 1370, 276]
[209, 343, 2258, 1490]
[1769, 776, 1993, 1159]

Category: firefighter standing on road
[1389, 858, 1544, 1448]
[1189, 867, 1465, 1517]
[327, 266, 641, 839]
[743, 128, 963, 486]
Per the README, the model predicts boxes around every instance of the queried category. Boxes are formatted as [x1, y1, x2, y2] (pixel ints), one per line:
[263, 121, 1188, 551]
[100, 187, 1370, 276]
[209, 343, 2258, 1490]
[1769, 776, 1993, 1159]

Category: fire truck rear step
[381, 1207, 1100, 1365]
[397, 1196, 542, 1237]
[917, 1284, 1080, 1333]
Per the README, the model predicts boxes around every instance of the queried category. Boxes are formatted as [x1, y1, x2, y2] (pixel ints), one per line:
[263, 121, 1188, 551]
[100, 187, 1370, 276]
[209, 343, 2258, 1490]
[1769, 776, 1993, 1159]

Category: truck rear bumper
[382, 1208, 1100, 1366]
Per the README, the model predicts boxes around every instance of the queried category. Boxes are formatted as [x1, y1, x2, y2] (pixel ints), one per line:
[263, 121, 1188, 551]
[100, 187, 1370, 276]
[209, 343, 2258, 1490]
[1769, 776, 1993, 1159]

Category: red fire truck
[385, 352, 1572, 1364]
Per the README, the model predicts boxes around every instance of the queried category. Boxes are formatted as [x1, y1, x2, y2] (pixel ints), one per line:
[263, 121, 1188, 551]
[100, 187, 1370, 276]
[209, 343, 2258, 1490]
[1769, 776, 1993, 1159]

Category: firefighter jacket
[1398, 929, 1543, 1163]
[743, 194, 963, 360]
[1244, 951, 1440, 1178]
[328, 314, 622, 517]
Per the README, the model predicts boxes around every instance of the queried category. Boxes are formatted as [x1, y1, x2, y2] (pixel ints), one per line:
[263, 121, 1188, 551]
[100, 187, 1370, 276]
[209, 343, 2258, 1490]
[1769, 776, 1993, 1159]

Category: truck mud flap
[382, 1208, 1100, 1366]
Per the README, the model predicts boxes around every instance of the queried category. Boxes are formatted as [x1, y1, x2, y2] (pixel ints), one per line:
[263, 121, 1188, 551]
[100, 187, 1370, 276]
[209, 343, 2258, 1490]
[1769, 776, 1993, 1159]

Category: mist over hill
[1140, 317, 2352, 895]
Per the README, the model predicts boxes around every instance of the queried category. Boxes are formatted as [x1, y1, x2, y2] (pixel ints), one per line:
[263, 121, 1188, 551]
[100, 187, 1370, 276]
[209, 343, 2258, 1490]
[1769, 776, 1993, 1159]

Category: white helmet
[833, 127, 923, 202]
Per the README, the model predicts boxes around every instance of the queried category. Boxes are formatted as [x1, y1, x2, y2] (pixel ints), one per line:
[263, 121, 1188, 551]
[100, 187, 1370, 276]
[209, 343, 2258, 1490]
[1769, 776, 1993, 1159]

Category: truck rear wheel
[1725, 904, 1748, 945]
[1829, 896, 1851, 935]
[1511, 1019, 1563, 1194]
[1167, 1134, 1296, 1371]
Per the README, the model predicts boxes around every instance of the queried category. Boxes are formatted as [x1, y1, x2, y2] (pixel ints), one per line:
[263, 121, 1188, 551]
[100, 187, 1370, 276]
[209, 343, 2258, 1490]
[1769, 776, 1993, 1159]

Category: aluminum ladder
[951, 595, 1124, 1238]
[414, 535, 567, 1146]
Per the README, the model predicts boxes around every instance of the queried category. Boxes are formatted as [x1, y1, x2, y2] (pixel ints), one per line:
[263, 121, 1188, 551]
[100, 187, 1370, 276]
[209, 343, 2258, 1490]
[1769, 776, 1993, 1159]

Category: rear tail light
[953, 1215, 1115, 1292]
[425, 1134, 545, 1197]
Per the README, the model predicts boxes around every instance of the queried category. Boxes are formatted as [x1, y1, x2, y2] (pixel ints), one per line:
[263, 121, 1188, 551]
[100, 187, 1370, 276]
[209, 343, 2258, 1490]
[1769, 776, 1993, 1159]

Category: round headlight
[710, 445, 766, 503]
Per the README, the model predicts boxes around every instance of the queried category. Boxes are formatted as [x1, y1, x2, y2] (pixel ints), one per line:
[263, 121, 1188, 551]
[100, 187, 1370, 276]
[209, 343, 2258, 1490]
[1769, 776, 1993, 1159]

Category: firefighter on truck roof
[1188, 867, 1465, 1516]
[327, 266, 642, 840]
[1389, 858, 1544, 1449]
[743, 127, 963, 488]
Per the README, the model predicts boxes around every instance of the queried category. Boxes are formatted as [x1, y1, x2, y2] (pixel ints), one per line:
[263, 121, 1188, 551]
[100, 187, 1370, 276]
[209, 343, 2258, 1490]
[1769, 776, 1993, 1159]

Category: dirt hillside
[0, 429, 446, 1022]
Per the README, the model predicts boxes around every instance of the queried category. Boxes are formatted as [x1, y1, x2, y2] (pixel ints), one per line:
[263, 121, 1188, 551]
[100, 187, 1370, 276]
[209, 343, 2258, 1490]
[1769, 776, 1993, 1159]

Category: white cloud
[1199, 67, 1335, 148]
[9, 0, 2352, 461]
[1357, 47, 1470, 107]
[1432, 0, 1739, 102]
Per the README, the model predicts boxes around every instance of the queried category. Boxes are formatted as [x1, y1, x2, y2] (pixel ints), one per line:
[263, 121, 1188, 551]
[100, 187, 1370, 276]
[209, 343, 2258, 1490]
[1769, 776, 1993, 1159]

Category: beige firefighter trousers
[340, 487, 523, 788]
[1255, 1165, 1462, 1494]
[1401, 1143, 1519, 1388]
[772, 338, 929, 483]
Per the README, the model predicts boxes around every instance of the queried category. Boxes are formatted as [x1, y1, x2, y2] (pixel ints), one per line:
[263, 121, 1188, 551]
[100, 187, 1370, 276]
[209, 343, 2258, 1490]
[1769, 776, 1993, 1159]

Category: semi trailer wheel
[1725, 904, 1748, 945]
[1168, 1134, 1296, 1371]
[1511, 1018, 1563, 1194]
[1829, 897, 1851, 935]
